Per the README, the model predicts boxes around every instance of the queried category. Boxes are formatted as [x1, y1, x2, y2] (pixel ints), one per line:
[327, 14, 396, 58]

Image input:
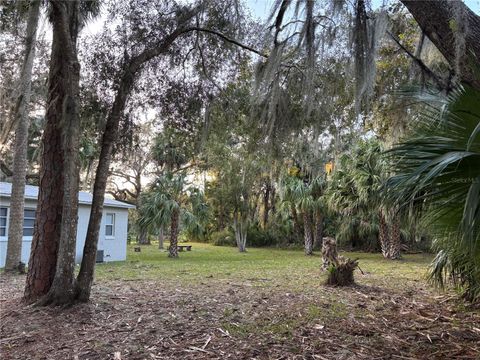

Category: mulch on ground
[1, 273, 479, 359]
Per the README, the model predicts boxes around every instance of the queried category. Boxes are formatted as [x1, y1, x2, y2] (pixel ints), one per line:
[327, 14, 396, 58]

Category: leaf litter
[0, 271, 479, 359]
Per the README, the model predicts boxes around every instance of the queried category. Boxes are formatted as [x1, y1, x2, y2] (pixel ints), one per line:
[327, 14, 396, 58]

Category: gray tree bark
[233, 211, 247, 252]
[400, 0, 480, 90]
[5, 0, 41, 273]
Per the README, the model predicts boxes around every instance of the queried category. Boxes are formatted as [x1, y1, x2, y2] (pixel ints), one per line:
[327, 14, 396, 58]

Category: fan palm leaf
[388, 85, 480, 301]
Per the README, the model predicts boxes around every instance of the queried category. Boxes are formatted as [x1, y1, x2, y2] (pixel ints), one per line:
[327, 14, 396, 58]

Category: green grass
[95, 242, 433, 292]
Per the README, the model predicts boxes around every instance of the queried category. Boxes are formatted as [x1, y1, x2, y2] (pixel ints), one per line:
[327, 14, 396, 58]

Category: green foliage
[139, 173, 210, 241]
[388, 85, 480, 301]
[210, 229, 236, 247]
[325, 138, 386, 250]
[246, 224, 276, 247]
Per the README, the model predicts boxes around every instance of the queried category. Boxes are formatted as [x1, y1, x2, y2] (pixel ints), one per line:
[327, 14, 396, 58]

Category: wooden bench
[177, 245, 192, 252]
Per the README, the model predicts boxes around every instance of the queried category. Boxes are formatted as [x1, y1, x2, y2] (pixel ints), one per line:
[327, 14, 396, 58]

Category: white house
[0, 182, 135, 268]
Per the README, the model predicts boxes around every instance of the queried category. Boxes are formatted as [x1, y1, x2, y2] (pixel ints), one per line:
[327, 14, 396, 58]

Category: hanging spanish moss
[353, 0, 388, 115]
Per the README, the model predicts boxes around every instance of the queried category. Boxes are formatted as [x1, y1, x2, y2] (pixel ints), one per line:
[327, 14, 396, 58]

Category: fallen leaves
[0, 272, 479, 359]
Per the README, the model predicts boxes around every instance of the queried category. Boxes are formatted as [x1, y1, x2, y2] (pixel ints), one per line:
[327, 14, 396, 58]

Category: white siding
[0, 197, 130, 267]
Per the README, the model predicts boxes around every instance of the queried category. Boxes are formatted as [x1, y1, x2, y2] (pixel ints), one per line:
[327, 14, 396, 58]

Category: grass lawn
[97, 242, 433, 291]
[1, 243, 479, 360]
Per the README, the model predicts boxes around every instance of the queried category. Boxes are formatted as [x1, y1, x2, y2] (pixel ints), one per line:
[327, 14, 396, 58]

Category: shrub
[246, 225, 276, 247]
[210, 229, 236, 247]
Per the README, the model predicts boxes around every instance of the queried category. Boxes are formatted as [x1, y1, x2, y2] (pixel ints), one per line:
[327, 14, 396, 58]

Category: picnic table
[172, 245, 192, 252]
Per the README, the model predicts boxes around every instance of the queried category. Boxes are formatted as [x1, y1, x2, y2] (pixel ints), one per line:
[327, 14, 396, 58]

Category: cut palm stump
[325, 257, 359, 286]
[322, 236, 359, 286]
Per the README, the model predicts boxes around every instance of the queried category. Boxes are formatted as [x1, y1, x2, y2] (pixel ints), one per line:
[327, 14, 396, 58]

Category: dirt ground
[1, 272, 479, 360]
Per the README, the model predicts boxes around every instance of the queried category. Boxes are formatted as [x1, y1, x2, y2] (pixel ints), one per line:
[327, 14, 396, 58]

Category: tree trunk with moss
[400, 0, 480, 91]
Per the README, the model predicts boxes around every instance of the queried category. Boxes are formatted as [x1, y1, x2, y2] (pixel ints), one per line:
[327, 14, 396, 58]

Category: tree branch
[184, 27, 268, 58]
[0, 159, 39, 180]
[387, 31, 447, 91]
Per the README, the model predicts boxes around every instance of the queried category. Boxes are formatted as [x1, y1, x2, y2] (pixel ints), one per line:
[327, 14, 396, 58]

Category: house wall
[0, 198, 129, 268]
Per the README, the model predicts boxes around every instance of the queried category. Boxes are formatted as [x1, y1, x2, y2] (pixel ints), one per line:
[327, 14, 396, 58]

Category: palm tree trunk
[313, 208, 323, 251]
[137, 228, 150, 245]
[168, 208, 179, 258]
[291, 204, 302, 242]
[158, 227, 164, 249]
[388, 214, 402, 260]
[5, 0, 40, 273]
[378, 210, 390, 259]
[303, 211, 313, 255]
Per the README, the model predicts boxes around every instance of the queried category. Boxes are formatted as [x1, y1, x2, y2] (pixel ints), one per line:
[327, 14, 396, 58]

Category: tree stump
[325, 257, 359, 286]
[321, 236, 359, 286]
[321, 237, 338, 270]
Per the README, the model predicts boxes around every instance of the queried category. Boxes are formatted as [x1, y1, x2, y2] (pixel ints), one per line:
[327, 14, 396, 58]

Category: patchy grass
[1, 243, 479, 360]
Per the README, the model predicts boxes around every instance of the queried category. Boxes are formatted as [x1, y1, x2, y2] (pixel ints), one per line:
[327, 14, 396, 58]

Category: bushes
[246, 225, 276, 247]
[209, 225, 278, 248]
[210, 229, 236, 247]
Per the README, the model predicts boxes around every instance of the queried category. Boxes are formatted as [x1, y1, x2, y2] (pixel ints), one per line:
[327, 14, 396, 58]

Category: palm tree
[139, 174, 208, 258]
[280, 175, 322, 255]
[326, 140, 402, 258]
[388, 85, 480, 301]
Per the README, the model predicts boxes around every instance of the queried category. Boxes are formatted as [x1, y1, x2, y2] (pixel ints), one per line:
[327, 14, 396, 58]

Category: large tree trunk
[24, 0, 78, 303]
[168, 208, 179, 258]
[303, 211, 313, 255]
[35, 0, 81, 306]
[400, 0, 480, 90]
[75, 27, 191, 302]
[5, 0, 40, 273]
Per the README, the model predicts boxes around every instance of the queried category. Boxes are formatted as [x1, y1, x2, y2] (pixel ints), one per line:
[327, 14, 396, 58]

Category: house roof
[0, 182, 135, 209]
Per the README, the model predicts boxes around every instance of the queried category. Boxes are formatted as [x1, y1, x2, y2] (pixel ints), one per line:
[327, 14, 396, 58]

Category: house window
[105, 213, 115, 237]
[0, 207, 7, 236]
[23, 209, 36, 236]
